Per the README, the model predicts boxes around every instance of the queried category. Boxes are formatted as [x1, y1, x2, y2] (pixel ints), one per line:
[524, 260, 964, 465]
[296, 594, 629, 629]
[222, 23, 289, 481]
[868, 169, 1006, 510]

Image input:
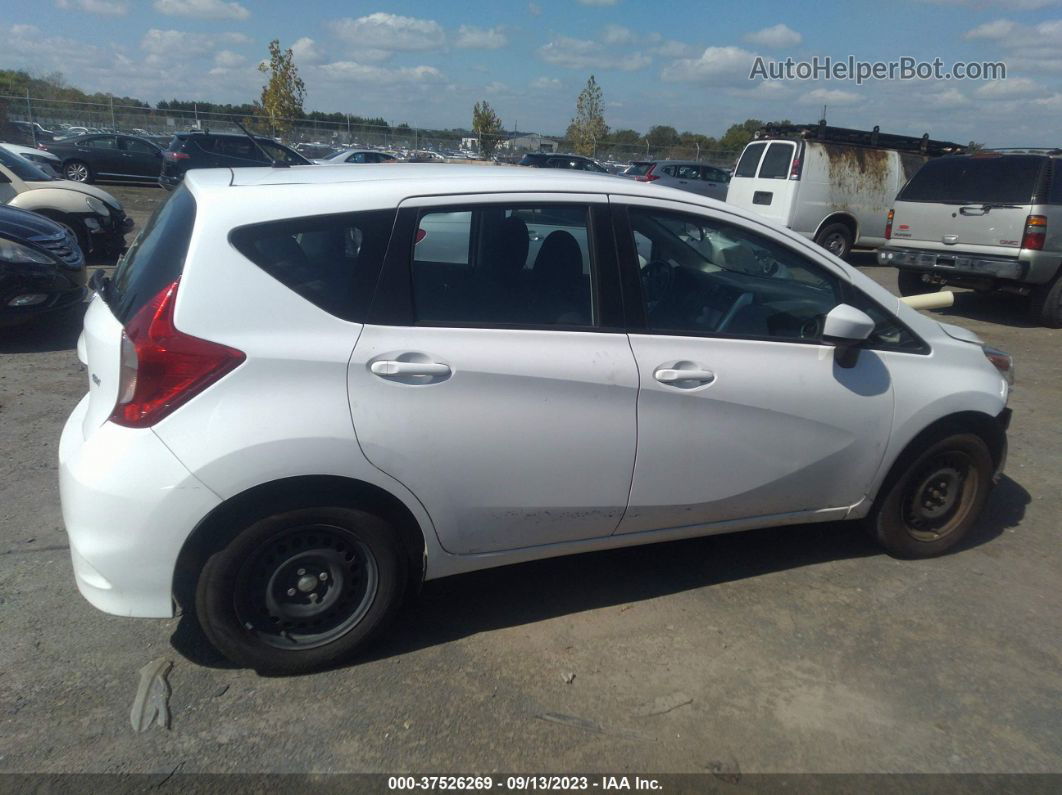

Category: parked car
[727, 123, 966, 259]
[61, 164, 1013, 673]
[0, 147, 132, 257]
[0, 203, 85, 327]
[315, 148, 398, 165]
[625, 159, 731, 200]
[159, 131, 311, 189]
[407, 150, 446, 163]
[0, 142, 62, 176]
[519, 152, 610, 172]
[0, 120, 57, 145]
[55, 127, 92, 140]
[37, 134, 164, 184]
[879, 148, 1062, 327]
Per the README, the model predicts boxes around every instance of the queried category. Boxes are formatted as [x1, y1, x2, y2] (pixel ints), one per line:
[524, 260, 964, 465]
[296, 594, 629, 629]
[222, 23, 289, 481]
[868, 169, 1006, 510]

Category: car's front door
[613, 199, 896, 535]
[348, 194, 639, 555]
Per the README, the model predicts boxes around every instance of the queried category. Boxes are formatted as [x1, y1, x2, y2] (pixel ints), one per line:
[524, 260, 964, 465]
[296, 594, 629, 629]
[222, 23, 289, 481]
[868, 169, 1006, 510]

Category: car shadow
[0, 304, 85, 354]
[933, 291, 1038, 329]
[169, 475, 1030, 674]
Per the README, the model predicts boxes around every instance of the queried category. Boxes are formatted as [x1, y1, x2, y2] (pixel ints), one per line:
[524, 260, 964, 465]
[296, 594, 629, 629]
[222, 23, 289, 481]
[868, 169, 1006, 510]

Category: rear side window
[734, 143, 766, 177]
[412, 204, 594, 327]
[757, 142, 794, 179]
[230, 209, 396, 322]
[111, 185, 197, 323]
[899, 155, 1046, 204]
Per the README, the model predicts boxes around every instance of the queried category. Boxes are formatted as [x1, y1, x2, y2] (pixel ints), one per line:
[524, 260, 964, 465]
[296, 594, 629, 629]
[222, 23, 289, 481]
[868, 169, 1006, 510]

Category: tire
[1029, 270, 1062, 328]
[63, 160, 92, 183]
[195, 506, 407, 674]
[868, 432, 994, 559]
[897, 269, 940, 297]
[814, 222, 854, 259]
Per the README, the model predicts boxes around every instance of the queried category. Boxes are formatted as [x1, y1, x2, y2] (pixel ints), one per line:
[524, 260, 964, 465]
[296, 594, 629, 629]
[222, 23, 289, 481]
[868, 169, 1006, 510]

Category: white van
[727, 124, 966, 258]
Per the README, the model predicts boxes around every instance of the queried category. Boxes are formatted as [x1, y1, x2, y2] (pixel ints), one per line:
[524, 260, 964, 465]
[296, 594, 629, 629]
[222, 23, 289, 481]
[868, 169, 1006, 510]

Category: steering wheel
[799, 314, 825, 340]
[641, 260, 673, 304]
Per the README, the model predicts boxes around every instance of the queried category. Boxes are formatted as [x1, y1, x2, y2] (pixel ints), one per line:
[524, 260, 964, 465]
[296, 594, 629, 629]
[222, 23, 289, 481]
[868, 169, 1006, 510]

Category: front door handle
[654, 367, 715, 384]
[371, 360, 451, 377]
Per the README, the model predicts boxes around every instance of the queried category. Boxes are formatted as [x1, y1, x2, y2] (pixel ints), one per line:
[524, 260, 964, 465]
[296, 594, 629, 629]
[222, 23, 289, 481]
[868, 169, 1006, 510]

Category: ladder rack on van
[754, 122, 967, 157]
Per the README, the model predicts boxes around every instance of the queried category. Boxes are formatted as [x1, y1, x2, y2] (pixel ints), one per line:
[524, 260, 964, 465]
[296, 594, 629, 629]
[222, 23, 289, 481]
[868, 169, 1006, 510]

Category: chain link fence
[0, 93, 738, 168]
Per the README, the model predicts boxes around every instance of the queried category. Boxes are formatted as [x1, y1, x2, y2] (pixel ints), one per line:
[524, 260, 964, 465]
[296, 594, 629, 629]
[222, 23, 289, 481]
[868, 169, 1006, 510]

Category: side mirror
[822, 303, 875, 369]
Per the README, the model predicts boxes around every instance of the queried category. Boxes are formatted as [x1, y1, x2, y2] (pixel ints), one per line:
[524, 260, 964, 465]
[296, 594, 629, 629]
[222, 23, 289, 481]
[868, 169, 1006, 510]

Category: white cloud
[212, 49, 244, 68]
[531, 76, 562, 89]
[744, 23, 802, 48]
[319, 61, 446, 85]
[528, 2, 542, 15]
[140, 28, 249, 68]
[484, 81, 509, 94]
[799, 87, 861, 106]
[153, 0, 250, 21]
[455, 25, 507, 50]
[290, 36, 322, 63]
[661, 46, 757, 84]
[976, 77, 1039, 97]
[538, 36, 650, 71]
[55, 0, 128, 15]
[649, 39, 697, 58]
[601, 24, 634, 45]
[964, 19, 1018, 40]
[329, 13, 445, 54]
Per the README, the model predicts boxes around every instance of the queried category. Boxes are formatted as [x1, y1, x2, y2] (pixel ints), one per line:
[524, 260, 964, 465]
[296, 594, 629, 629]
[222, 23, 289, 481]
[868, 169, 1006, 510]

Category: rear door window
[230, 209, 396, 322]
[412, 204, 594, 327]
[899, 155, 1047, 204]
[757, 142, 794, 179]
[626, 162, 653, 176]
[734, 143, 766, 177]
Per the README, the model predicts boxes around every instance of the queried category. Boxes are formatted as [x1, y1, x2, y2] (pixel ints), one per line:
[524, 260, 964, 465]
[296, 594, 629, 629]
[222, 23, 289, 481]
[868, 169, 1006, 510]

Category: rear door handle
[654, 367, 715, 384]
[371, 360, 451, 377]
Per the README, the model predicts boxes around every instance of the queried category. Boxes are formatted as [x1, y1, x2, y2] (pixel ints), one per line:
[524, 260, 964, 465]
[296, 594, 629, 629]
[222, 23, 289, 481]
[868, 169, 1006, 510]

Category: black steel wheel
[196, 506, 406, 673]
[869, 432, 994, 558]
[814, 222, 853, 259]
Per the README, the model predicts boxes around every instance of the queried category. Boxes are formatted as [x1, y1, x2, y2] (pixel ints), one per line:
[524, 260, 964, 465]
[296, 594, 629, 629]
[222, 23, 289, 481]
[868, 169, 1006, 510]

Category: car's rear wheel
[196, 506, 406, 673]
[814, 222, 854, 259]
[1029, 271, 1062, 328]
[63, 160, 92, 183]
[897, 270, 940, 297]
[869, 432, 994, 559]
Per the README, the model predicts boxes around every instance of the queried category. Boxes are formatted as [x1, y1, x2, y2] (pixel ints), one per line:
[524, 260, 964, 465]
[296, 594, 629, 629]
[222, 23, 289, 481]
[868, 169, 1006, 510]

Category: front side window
[85, 136, 117, 150]
[230, 209, 395, 322]
[413, 204, 594, 327]
[121, 138, 156, 155]
[629, 207, 842, 340]
[702, 166, 729, 183]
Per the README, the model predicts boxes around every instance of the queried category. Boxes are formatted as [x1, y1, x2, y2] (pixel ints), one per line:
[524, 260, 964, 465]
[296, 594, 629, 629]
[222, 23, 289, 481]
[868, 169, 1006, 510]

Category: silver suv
[879, 149, 1062, 327]
[624, 160, 730, 200]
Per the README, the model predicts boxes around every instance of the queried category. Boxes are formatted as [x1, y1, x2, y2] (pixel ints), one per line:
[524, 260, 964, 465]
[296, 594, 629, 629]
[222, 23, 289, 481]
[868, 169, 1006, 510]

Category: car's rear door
[348, 193, 639, 555]
[117, 136, 161, 179]
[726, 141, 798, 226]
[80, 135, 123, 178]
[611, 197, 896, 534]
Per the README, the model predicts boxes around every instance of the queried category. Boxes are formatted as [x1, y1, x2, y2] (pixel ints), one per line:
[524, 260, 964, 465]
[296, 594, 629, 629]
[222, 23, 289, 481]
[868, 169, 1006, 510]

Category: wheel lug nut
[297, 568, 306, 576]
[287, 588, 296, 597]
[319, 572, 328, 581]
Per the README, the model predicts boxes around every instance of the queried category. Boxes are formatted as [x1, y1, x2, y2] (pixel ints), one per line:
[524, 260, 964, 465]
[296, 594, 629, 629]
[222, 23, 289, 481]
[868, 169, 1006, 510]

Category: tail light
[111, 280, 245, 428]
[36, 143, 49, 151]
[163, 150, 191, 161]
[1021, 215, 1046, 251]
[634, 164, 659, 182]
[885, 209, 894, 241]
[789, 154, 802, 180]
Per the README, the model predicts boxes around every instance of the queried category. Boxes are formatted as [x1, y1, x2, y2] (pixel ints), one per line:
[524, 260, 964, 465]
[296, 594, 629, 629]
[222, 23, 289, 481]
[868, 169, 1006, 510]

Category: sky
[3, 0, 1062, 145]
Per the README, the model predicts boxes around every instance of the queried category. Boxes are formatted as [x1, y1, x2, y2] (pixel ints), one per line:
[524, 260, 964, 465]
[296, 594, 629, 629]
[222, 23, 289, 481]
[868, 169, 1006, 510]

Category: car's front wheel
[869, 432, 994, 559]
[196, 506, 406, 673]
[63, 160, 92, 183]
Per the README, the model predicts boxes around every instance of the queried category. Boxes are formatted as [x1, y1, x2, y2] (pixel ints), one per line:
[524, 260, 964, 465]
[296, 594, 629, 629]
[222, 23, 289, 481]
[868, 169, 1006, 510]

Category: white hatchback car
[60, 164, 1013, 673]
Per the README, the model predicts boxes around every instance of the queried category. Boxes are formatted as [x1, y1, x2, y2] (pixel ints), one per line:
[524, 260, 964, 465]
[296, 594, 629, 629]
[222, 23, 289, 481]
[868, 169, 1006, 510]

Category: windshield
[899, 155, 1046, 204]
[0, 146, 54, 181]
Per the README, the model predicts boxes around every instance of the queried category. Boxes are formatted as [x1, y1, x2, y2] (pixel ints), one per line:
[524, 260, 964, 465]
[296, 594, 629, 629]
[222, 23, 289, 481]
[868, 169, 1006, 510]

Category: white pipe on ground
[900, 291, 955, 310]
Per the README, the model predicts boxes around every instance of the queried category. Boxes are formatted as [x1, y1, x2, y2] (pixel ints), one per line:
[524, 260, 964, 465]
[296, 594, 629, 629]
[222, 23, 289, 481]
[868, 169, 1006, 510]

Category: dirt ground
[0, 184, 1059, 775]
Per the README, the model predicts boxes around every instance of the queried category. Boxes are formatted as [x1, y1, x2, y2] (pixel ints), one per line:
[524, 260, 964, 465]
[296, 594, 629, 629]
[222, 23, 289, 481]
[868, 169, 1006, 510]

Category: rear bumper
[58, 395, 221, 618]
[879, 246, 1025, 280]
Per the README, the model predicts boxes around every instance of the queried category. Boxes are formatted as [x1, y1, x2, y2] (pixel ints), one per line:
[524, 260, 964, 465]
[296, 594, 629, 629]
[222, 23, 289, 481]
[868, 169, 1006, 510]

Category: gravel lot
[0, 184, 1059, 775]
